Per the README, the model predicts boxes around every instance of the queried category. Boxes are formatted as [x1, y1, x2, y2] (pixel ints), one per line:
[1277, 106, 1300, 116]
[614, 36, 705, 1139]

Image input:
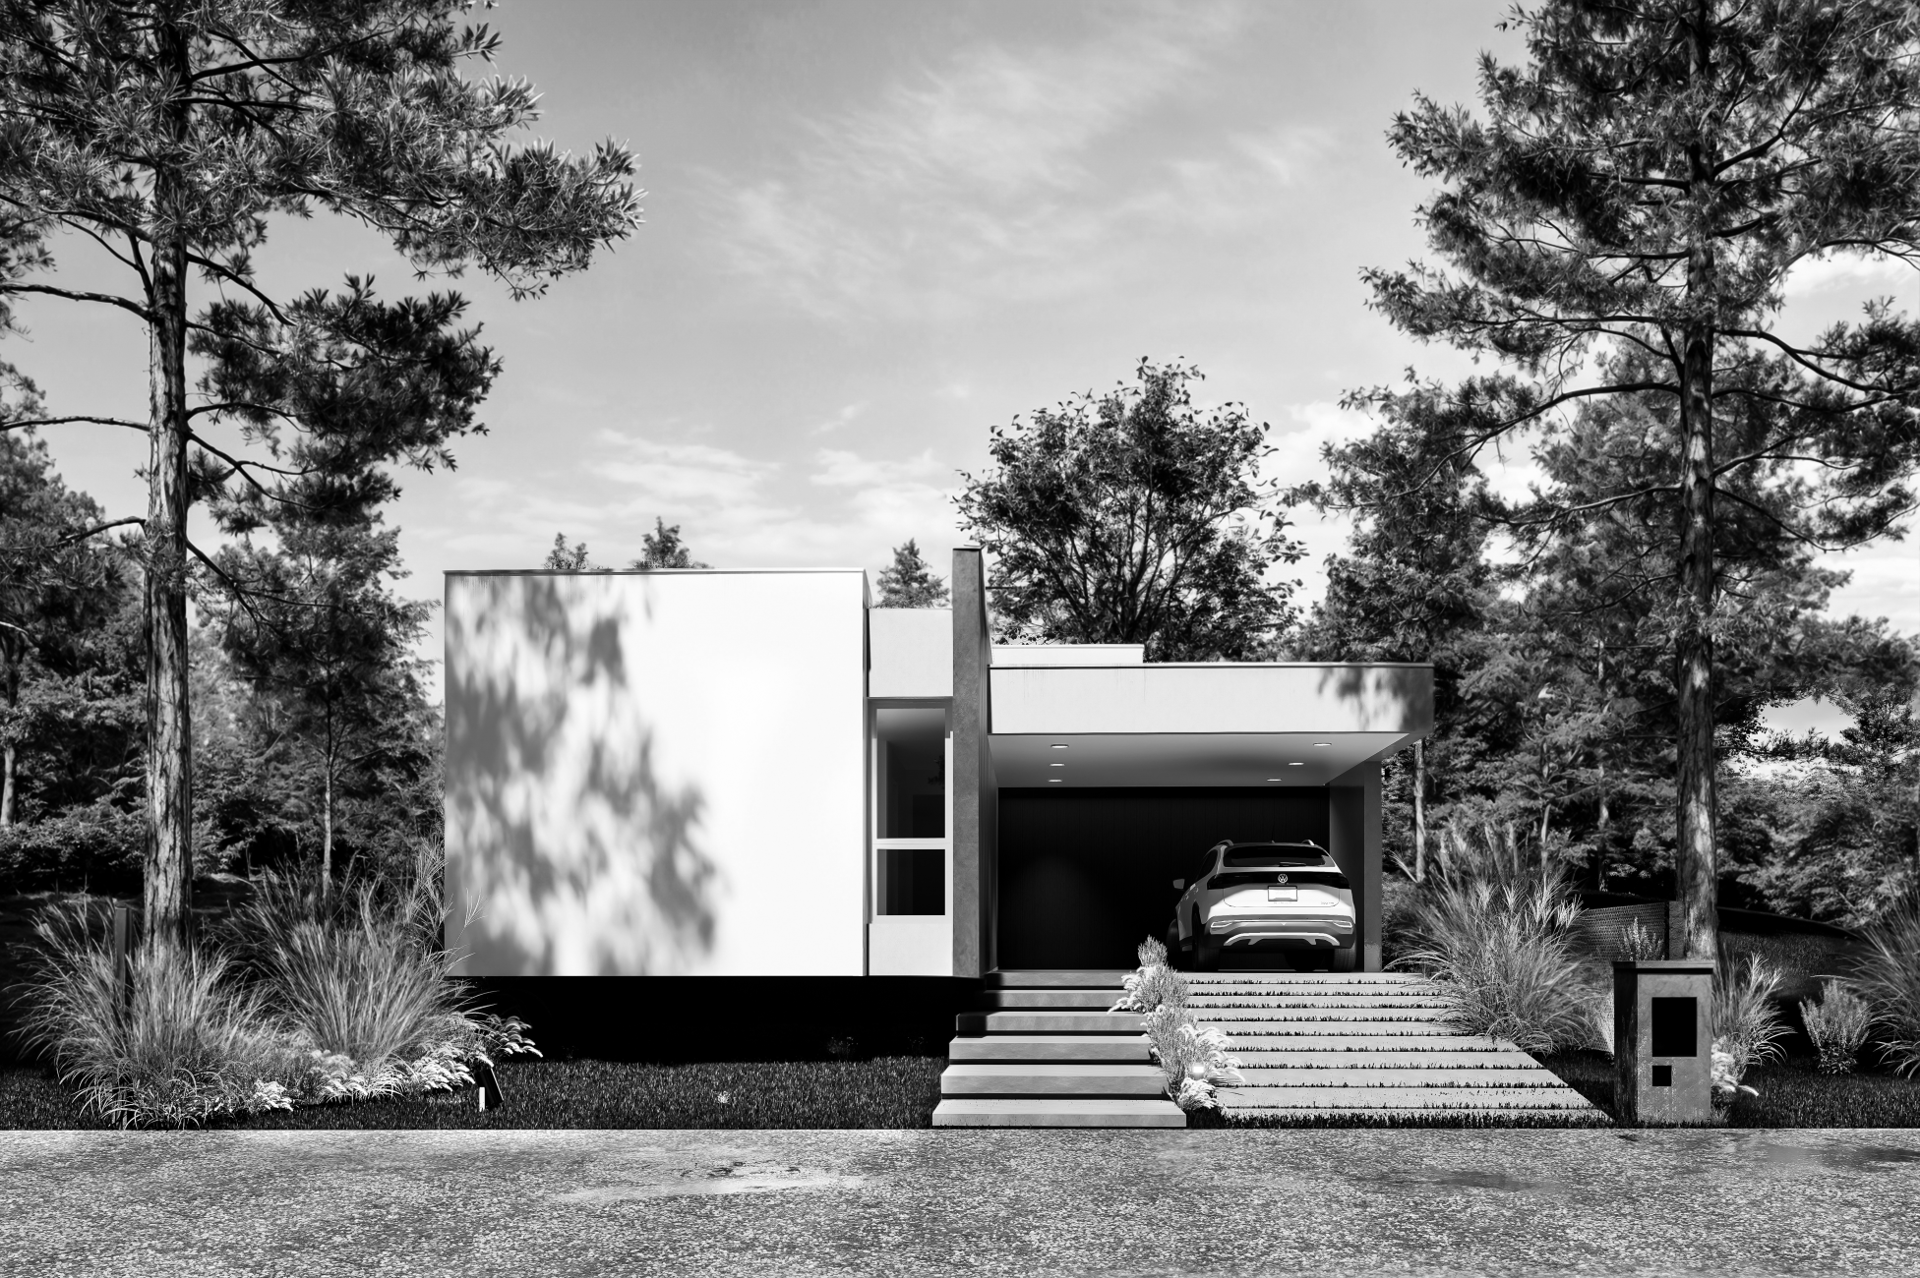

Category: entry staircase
[930, 970, 1603, 1127]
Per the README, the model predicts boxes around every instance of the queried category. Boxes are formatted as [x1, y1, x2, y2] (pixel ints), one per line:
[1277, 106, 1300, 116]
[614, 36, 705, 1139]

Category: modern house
[443, 549, 1432, 983]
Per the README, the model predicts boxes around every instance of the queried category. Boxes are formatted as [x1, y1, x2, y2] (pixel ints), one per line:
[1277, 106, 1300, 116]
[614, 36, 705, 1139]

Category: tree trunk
[142, 17, 195, 953]
[1, 743, 14, 827]
[1674, 1, 1721, 966]
[321, 761, 333, 895]
[1412, 739, 1427, 881]
[1, 656, 15, 826]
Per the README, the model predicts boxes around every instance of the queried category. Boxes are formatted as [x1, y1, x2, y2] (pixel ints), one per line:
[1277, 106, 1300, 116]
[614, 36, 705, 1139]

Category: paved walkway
[4, 1128, 1918, 1276]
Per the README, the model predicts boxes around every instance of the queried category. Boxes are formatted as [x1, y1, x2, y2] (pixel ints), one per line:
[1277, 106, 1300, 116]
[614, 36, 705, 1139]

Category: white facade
[444, 569, 868, 976]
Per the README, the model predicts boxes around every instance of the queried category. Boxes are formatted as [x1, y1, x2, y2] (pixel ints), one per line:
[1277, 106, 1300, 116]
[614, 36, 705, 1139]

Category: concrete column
[949, 548, 989, 977]
[1328, 761, 1384, 972]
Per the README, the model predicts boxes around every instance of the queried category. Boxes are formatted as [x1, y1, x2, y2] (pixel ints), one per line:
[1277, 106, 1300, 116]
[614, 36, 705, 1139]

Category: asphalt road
[4, 1127, 1918, 1277]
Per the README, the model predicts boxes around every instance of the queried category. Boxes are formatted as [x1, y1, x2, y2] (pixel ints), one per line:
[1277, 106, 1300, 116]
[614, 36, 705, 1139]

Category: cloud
[707, 2, 1318, 320]
[1782, 253, 1916, 300]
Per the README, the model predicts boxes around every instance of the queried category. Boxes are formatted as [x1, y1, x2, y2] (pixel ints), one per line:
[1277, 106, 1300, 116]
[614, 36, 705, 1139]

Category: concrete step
[940, 1063, 1168, 1096]
[983, 988, 1125, 1010]
[1226, 1107, 1609, 1124]
[1186, 975, 1434, 985]
[1230, 1050, 1540, 1068]
[963, 1011, 1147, 1034]
[947, 1035, 1152, 1063]
[1198, 1008, 1450, 1024]
[1216, 1085, 1599, 1111]
[1225, 1067, 1567, 1087]
[931, 1098, 1187, 1128]
[1224, 1036, 1514, 1053]
[1186, 996, 1451, 1010]
[984, 970, 1129, 989]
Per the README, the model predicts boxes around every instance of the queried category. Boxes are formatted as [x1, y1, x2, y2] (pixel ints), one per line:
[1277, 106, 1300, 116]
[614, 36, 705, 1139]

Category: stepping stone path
[931, 970, 1604, 1127]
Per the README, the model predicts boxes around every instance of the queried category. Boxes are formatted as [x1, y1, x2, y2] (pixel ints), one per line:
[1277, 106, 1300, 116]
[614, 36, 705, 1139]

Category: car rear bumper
[1205, 916, 1354, 950]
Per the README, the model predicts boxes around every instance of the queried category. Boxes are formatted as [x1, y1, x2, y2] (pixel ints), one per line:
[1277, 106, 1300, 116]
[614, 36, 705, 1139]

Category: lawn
[0, 1055, 949, 1130]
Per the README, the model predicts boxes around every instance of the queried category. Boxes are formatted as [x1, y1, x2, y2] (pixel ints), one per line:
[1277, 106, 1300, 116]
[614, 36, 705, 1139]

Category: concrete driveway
[4, 1128, 1917, 1277]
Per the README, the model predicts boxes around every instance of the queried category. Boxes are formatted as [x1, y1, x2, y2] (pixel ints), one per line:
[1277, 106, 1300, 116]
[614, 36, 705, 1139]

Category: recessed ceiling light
[1313, 742, 1332, 748]
[1049, 762, 1065, 768]
[1050, 743, 1069, 750]
[1048, 778, 1063, 783]
[1266, 777, 1283, 782]
[1289, 762, 1305, 767]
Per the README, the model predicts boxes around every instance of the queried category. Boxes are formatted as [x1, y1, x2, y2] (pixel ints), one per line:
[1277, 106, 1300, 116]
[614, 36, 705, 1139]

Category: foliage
[1110, 935, 1186, 1013]
[1617, 918, 1663, 962]
[0, 424, 140, 838]
[1359, 0, 1920, 962]
[0, 0, 642, 946]
[1396, 847, 1598, 1054]
[1799, 982, 1874, 1076]
[217, 872, 467, 1071]
[630, 518, 709, 570]
[1851, 898, 1920, 1077]
[1709, 954, 1790, 1098]
[11, 900, 294, 1128]
[875, 539, 949, 608]
[1142, 1004, 1241, 1113]
[956, 359, 1304, 660]
[543, 534, 598, 571]
[202, 515, 435, 886]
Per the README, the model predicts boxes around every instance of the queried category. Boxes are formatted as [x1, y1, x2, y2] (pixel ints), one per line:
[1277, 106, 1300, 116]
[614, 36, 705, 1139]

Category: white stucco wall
[444, 569, 868, 976]
[868, 608, 951, 698]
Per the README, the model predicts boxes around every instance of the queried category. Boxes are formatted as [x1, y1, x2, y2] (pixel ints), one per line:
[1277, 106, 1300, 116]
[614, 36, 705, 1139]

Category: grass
[0, 1055, 949, 1129]
[1537, 1050, 1920, 1127]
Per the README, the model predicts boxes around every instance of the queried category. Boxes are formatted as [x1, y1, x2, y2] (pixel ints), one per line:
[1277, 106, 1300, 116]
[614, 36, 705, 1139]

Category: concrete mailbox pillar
[1613, 959, 1714, 1125]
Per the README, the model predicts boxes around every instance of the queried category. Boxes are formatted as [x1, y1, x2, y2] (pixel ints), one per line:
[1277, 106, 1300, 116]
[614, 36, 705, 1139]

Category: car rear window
[1213, 869, 1350, 891]
[1221, 846, 1331, 868]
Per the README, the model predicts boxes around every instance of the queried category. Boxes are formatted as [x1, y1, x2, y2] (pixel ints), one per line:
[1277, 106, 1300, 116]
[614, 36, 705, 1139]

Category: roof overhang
[988, 662, 1432, 788]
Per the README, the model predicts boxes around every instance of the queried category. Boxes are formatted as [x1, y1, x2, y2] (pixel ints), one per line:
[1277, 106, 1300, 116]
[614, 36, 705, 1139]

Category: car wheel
[1329, 946, 1357, 973]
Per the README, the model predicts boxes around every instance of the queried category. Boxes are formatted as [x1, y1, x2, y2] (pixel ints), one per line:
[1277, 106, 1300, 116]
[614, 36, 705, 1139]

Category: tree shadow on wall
[446, 574, 718, 975]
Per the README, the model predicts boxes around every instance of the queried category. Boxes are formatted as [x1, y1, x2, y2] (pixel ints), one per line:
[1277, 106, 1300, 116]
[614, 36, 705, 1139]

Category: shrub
[1710, 953, 1790, 1098]
[1848, 899, 1920, 1077]
[1799, 981, 1873, 1075]
[1397, 865, 1596, 1054]
[11, 901, 293, 1128]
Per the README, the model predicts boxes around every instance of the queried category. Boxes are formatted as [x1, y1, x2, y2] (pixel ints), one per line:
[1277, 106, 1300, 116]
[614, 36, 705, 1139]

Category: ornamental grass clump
[1111, 936, 1188, 1013]
[1850, 898, 1920, 1077]
[13, 902, 294, 1128]
[216, 869, 538, 1100]
[1710, 953, 1789, 1102]
[1799, 981, 1873, 1076]
[1397, 860, 1595, 1054]
[1143, 1005, 1241, 1112]
[1616, 917, 1664, 961]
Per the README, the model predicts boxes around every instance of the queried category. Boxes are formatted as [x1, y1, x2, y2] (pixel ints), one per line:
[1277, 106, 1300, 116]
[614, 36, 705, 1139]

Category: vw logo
[1275, 873, 1289, 884]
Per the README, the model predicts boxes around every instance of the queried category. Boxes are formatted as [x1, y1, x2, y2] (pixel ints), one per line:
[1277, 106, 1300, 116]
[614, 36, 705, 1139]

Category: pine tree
[875, 540, 949, 608]
[1366, 0, 1920, 960]
[0, 3, 641, 948]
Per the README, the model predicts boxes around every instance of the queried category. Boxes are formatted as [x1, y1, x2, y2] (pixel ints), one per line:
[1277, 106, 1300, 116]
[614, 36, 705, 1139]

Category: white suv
[1168, 840, 1357, 971]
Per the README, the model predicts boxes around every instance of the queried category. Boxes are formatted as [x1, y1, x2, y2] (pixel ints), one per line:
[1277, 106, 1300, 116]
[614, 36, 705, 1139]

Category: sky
[13, 0, 1919, 724]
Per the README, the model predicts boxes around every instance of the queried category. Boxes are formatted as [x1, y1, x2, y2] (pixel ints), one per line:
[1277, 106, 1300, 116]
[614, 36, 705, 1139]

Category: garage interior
[995, 786, 1336, 970]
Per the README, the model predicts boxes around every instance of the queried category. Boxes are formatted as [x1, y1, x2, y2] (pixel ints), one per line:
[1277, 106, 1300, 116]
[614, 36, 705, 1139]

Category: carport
[984, 651, 1432, 971]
